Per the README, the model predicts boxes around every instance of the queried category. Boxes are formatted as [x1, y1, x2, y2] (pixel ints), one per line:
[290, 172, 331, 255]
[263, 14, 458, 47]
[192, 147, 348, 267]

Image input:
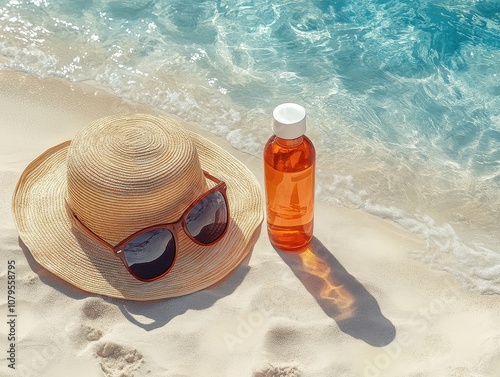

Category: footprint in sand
[82, 297, 114, 320]
[253, 365, 301, 377]
[79, 297, 114, 344]
[79, 298, 146, 376]
[22, 272, 39, 285]
[82, 324, 103, 342]
[95, 342, 144, 377]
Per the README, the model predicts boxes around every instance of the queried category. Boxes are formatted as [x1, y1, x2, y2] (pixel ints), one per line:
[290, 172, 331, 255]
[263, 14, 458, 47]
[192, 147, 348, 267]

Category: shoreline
[1, 70, 499, 377]
[2, 69, 498, 282]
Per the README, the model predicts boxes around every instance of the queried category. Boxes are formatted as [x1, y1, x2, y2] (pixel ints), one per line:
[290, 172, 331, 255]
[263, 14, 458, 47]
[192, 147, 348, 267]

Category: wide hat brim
[12, 129, 263, 300]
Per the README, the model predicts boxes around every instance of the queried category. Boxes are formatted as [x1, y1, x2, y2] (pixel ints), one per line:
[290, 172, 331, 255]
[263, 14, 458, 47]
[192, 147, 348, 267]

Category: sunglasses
[66, 171, 229, 282]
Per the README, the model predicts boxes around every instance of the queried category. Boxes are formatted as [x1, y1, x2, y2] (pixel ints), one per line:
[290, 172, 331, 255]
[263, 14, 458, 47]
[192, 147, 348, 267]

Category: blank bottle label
[264, 163, 314, 228]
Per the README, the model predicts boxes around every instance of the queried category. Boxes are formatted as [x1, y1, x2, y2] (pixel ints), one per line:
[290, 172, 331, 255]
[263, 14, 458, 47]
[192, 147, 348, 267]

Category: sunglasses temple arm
[202, 170, 222, 184]
[80, 223, 116, 253]
[65, 201, 117, 253]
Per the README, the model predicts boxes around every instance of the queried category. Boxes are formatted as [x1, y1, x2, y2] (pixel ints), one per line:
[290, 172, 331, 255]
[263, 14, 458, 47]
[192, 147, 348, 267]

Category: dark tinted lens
[186, 190, 228, 244]
[123, 228, 175, 280]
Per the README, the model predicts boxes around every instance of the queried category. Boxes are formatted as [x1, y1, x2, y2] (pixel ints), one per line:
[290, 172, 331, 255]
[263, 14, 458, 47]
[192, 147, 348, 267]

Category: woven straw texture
[12, 113, 263, 300]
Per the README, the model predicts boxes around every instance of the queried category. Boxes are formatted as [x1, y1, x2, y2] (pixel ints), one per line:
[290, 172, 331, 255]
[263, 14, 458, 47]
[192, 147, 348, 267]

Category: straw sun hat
[12, 113, 263, 300]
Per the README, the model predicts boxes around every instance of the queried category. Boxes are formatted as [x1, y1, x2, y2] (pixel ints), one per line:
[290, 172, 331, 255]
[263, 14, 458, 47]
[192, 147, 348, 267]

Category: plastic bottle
[264, 103, 315, 251]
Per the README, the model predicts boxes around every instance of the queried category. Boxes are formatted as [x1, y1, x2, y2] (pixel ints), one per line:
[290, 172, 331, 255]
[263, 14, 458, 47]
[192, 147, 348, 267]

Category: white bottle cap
[272, 103, 306, 139]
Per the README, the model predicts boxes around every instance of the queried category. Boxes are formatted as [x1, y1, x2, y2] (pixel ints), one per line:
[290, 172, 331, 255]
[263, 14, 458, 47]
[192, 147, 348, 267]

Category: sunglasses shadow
[276, 236, 396, 347]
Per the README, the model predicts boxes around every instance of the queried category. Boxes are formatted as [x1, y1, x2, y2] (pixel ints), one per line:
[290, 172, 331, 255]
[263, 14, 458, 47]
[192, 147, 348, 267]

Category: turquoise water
[1, 0, 499, 293]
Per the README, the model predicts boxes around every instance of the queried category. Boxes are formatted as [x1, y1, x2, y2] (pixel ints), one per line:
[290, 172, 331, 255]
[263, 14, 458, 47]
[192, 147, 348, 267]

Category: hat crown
[66, 114, 207, 244]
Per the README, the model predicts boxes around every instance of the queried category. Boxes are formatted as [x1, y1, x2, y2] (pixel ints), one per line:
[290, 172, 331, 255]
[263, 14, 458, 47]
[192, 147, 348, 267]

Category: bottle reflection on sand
[298, 247, 355, 321]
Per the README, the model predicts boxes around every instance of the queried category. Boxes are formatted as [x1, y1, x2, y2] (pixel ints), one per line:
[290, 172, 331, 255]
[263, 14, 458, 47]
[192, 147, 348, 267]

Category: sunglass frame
[66, 171, 229, 282]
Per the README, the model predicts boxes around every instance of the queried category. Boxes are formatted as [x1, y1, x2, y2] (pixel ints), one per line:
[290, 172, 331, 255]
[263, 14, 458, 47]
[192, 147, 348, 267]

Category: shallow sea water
[1, 0, 499, 293]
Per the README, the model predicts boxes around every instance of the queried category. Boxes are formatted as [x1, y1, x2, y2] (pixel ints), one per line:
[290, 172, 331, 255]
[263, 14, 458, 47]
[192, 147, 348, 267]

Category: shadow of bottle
[277, 237, 396, 347]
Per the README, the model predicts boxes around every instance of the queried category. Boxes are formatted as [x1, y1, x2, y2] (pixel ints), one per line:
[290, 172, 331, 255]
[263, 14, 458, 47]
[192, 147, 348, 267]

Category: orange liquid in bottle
[264, 135, 315, 251]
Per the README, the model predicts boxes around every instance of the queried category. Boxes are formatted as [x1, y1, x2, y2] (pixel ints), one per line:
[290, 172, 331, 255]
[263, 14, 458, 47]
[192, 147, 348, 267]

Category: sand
[1, 70, 499, 377]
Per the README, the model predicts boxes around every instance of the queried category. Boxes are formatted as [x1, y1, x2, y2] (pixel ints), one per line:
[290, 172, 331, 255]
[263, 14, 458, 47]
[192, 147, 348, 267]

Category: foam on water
[1, 0, 499, 293]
